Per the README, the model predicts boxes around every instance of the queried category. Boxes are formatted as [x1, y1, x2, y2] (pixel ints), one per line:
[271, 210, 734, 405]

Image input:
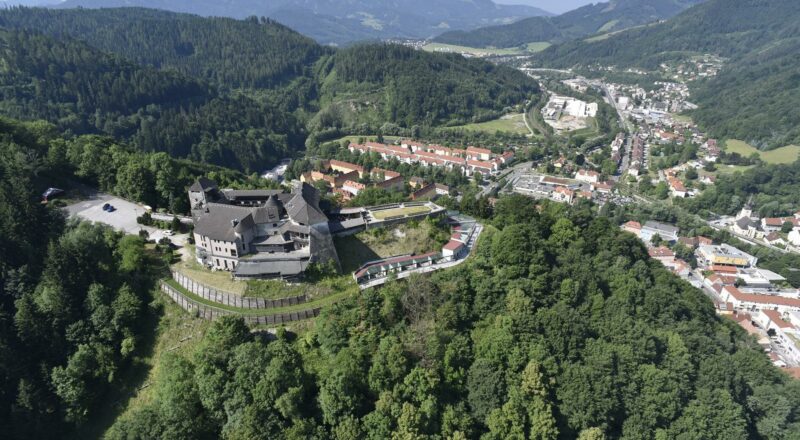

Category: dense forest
[532, 0, 800, 148]
[433, 0, 703, 49]
[0, 8, 540, 170]
[677, 161, 800, 218]
[107, 196, 800, 439]
[0, 8, 328, 91]
[0, 29, 305, 172]
[0, 119, 158, 437]
[316, 45, 539, 128]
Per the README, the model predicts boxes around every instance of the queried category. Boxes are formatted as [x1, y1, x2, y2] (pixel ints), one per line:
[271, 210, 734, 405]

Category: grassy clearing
[448, 113, 529, 135]
[372, 205, 431, 220]
[725, 139, 800, 164]
[598, 19, 620, 33]
[716, 164, 756, 175]
[423, 42, 524, 56]
[172, 256, 246, 294]
[525, 41, 551, 52]
[334, 221, 449, 272]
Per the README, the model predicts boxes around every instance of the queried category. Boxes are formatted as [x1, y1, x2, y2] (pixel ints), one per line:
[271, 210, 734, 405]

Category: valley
[1, 1, 800, 439]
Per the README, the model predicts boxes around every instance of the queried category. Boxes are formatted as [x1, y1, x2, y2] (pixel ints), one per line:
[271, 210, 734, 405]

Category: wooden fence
[160, 282, 321, 325]
[172, 271, 308, 310]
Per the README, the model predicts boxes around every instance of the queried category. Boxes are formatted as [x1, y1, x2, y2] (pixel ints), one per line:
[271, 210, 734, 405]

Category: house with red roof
[622, 221, 642, 236]
[466, 146, 492, 161]
[575, 169, 600, 184]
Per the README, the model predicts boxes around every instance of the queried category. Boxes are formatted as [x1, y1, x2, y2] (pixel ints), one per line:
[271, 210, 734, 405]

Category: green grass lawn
[524, 42, 551, 52]
[423, 42, 524, 56]
[725, 139, 800, 164]
[448, 113, 530, 135]
[715, 164, 756, 175]
[423, 42, 550, 56]
[372, 205, 431, 220]
[172, 257, 246, 294]
[334, 221, 448, 272]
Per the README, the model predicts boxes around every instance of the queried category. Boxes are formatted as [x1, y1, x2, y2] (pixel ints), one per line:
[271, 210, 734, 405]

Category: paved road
[64, 192, 189, 248]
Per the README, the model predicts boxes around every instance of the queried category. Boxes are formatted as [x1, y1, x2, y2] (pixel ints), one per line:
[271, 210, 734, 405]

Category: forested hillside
[0, 119, 157, 438]
[434, 0, 703, 49]
[315, 44, 540, 129]
[106, 196, 800, 439]
[0, 29, 305, 171]
[0, 8, 328, 91]
[0, 8, 540, 167]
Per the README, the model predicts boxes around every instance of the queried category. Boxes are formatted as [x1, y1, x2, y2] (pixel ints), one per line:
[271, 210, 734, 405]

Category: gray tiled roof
[234, 260, 307, 277]
[194, 204, 257, 242]
[286, 183, 328, 225]
[188, 177, 218, 193]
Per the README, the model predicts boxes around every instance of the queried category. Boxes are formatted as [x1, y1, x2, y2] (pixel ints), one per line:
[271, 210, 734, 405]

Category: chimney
[231, 219, 239, 228]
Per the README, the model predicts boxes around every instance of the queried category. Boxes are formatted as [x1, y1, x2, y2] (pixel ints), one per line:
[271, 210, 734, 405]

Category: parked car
[164, 230, 175, 236]
[106, 205, 116, 212]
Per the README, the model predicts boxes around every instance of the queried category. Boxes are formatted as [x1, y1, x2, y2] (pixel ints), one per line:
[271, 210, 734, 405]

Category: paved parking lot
[64, 193, 189, 248]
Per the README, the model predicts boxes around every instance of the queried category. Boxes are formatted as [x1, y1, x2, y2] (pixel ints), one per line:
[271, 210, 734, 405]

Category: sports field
[450, 113, 529, 134]
[423, 41, 550, 56]
[725, 139, 800, 164]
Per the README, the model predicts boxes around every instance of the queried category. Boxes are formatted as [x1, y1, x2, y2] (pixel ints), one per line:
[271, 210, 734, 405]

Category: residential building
[668, 177, 687, 198]
[552, 186, 574, 204]
[696, 243, 758, 269]
[466, 146, 492, 161]
[622, 221, 642, 236]
[721, 286, 800, 313]
[575, 169, 600, 184]
[411, 183, 450, 201]
[648, 246, 675, 262]
[765, 232, 786, 246]
[640, 221, 679, 243]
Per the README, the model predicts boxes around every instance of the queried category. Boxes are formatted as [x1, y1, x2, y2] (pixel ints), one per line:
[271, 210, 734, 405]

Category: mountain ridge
[46, 0, 552, 44]
[532, 0, 800, 149]
[434, 0, 705, 49]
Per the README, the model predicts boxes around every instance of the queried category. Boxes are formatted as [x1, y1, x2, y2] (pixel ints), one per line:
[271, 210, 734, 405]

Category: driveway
[64, 192, 189, 249]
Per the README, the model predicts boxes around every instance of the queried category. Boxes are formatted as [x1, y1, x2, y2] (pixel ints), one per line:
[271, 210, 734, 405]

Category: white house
[575, 169, 600, 184]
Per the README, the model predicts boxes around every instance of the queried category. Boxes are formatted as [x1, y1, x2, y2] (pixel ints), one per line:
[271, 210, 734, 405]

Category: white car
[164, 230, 175, 236]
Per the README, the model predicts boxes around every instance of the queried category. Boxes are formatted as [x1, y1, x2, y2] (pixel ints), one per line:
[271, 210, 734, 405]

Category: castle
[188, 178, 339, 280]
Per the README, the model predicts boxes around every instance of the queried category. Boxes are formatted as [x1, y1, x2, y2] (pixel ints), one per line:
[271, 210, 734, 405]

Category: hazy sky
[494, 0, 598, 15]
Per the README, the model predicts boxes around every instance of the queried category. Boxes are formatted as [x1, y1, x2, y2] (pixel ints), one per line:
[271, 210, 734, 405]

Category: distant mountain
[533, 0, 800, 149]
[434, 0, 704, 48]
[48, 0, 552, 45]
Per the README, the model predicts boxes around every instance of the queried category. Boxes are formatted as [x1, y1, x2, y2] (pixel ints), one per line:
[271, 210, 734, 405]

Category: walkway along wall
[172, 271, 308, 309]
[161, 282, 321, 325]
